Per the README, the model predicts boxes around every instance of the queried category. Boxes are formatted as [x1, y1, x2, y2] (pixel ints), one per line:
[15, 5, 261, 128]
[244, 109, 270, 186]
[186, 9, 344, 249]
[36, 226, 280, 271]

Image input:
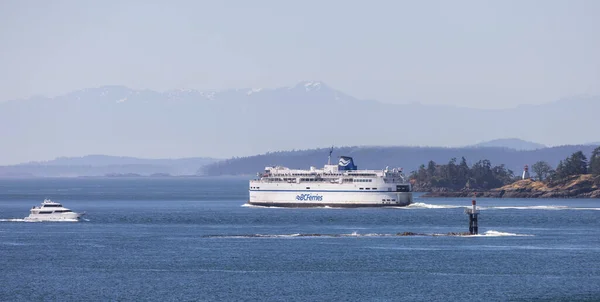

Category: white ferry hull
[249, 190, 412, 208]
[24, 212, 83, 222]
[249, 154, 413, 208]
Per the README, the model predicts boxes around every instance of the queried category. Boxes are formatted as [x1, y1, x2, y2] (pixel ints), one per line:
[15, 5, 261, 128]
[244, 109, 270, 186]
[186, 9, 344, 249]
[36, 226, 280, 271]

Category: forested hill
[200, 145, 600, 176]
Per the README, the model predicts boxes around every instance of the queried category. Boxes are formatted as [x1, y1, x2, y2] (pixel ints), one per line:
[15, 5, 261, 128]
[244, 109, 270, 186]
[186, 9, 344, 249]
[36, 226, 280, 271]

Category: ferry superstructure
[24, 199, 85, 222]
[248, 153, 412, 207]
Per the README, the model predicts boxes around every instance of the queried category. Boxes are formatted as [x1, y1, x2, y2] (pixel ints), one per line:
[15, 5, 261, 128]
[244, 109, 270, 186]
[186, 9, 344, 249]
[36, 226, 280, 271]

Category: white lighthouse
[522, 164, 530, 180]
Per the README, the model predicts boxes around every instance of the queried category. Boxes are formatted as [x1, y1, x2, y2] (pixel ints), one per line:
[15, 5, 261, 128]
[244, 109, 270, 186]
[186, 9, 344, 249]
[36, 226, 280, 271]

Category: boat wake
[202, 230, 533, 239]
[241, 203, 338, 209]
[482, 205, 600, 211]
[0, 219, 30, 222]
[242, 202, 600, 211]
[0, 218, 81, 222]
[242, 204, 288, 209]
[403, 202, 463, 209]
[469, 230, 533, 237]
[399, 202, 600, 211]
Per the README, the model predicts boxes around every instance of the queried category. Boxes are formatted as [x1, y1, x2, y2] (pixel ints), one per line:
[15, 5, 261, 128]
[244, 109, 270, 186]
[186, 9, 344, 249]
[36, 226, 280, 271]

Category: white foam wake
[404, 203, 600, 211]
[483, 205, 600, 211]
[204, 232, 394, 239]
[470, 230, 533, 237]
[0, 218, 80, 222]
[241, 203, 338, 209]
[488, 205, 568, 210]
[203, 230, 534, 238]
[241, 203, 286, 209]
[405, 202, 463, 209]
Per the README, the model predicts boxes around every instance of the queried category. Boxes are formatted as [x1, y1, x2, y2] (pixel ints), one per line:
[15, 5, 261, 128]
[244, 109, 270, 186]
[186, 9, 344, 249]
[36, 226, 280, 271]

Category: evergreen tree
[458, 157, 469, 184]
[447, 158, 457, 185]
[590, 147, 600, 176]
[568, 151, 588, 175]
[555, 160, 565, 177]
[416, 164, 427, 182]
[555, 151, 588, 179]
[427, 160, 436, 178]
[409, 157, 519, 190]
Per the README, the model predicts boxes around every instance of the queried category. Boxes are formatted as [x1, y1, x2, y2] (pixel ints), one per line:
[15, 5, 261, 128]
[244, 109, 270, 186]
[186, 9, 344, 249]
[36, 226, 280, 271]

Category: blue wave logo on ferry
[296, 194, 324, 201]
[338, 156, 357, 171]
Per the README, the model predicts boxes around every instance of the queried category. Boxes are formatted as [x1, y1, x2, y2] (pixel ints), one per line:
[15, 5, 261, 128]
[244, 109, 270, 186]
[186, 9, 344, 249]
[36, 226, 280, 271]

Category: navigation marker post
[465, 199, 479, 235]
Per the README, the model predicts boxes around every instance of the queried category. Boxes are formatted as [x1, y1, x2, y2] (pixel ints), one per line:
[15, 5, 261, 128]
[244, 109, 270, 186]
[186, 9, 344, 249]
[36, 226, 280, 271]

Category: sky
[0, 0, 599, 109]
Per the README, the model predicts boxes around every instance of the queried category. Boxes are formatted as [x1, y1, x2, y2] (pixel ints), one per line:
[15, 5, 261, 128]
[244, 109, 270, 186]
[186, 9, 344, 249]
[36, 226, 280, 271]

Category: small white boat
[24, 199, 85, 222]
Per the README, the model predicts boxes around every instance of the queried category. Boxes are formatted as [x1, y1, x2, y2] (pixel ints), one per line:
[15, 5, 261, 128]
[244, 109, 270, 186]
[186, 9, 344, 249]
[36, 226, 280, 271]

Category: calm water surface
[1, 177, 599, 301]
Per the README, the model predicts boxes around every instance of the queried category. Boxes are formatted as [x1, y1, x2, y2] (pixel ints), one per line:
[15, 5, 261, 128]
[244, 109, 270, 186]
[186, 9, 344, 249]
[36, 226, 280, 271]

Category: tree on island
[590, 147, 600, 176]
[411, 149, 600, 191]
[410, 157, 514, 190]
[554, 151, 588, 180]
[532, 161, 553, 181]
[415, 149, 600, 197]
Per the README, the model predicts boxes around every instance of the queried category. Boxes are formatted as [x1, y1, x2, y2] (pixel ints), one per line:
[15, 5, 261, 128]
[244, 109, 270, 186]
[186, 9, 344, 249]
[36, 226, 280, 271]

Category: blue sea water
[1, 177, 599, 301]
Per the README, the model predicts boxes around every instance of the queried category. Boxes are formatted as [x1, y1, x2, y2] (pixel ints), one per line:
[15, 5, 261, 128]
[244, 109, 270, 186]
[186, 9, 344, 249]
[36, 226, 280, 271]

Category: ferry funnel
[338, 156, 357, 171]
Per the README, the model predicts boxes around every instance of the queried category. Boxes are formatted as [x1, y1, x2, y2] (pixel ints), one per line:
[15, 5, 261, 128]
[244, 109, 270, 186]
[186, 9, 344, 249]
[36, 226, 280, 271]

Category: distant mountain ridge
[201, 145, 599, 177]
[3, 144, 599, 178]
[470, 138, 547, 150]
[0, 155, 218, 177]
[20, 154, 215, 167]
[1, 81, 599, 165]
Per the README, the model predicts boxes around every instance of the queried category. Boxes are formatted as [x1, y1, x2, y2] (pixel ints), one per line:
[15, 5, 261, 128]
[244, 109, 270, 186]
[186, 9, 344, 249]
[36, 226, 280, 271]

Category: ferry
[24, 199, 85, 222]
[248, 151, 412, 207]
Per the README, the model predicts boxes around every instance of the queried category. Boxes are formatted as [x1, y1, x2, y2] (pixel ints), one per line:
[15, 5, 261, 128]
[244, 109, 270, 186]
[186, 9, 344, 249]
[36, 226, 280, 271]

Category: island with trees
[413, 147, 600, 198]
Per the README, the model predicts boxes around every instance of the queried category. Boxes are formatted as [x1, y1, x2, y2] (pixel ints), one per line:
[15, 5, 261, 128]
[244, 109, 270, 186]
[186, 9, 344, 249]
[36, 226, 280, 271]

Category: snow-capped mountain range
[0, 81, 598, 165]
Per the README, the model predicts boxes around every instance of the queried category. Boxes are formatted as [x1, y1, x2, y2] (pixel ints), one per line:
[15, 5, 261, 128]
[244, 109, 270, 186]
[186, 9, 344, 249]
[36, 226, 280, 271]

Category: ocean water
[1, 177, 599, 301]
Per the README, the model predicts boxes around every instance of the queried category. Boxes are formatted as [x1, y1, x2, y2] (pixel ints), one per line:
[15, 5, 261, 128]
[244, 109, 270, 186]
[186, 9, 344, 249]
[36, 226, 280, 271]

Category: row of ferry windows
[270, 173, 377, 177]
[301, 178, 373, 182]
[251, 186, 387, 191]
[264, 178, 372, 183]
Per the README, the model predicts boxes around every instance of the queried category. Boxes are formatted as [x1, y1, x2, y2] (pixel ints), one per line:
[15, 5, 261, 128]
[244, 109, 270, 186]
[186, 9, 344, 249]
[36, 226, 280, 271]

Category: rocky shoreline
[420, 174, 600, 198]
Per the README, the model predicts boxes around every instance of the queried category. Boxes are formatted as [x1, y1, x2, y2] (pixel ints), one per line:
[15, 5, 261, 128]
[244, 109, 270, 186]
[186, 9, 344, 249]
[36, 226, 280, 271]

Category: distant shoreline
[419, 175, 600, 199]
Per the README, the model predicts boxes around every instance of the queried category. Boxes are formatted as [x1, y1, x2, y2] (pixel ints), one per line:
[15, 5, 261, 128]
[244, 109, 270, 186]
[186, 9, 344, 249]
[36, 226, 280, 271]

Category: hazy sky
[1, 0, 599, 108]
